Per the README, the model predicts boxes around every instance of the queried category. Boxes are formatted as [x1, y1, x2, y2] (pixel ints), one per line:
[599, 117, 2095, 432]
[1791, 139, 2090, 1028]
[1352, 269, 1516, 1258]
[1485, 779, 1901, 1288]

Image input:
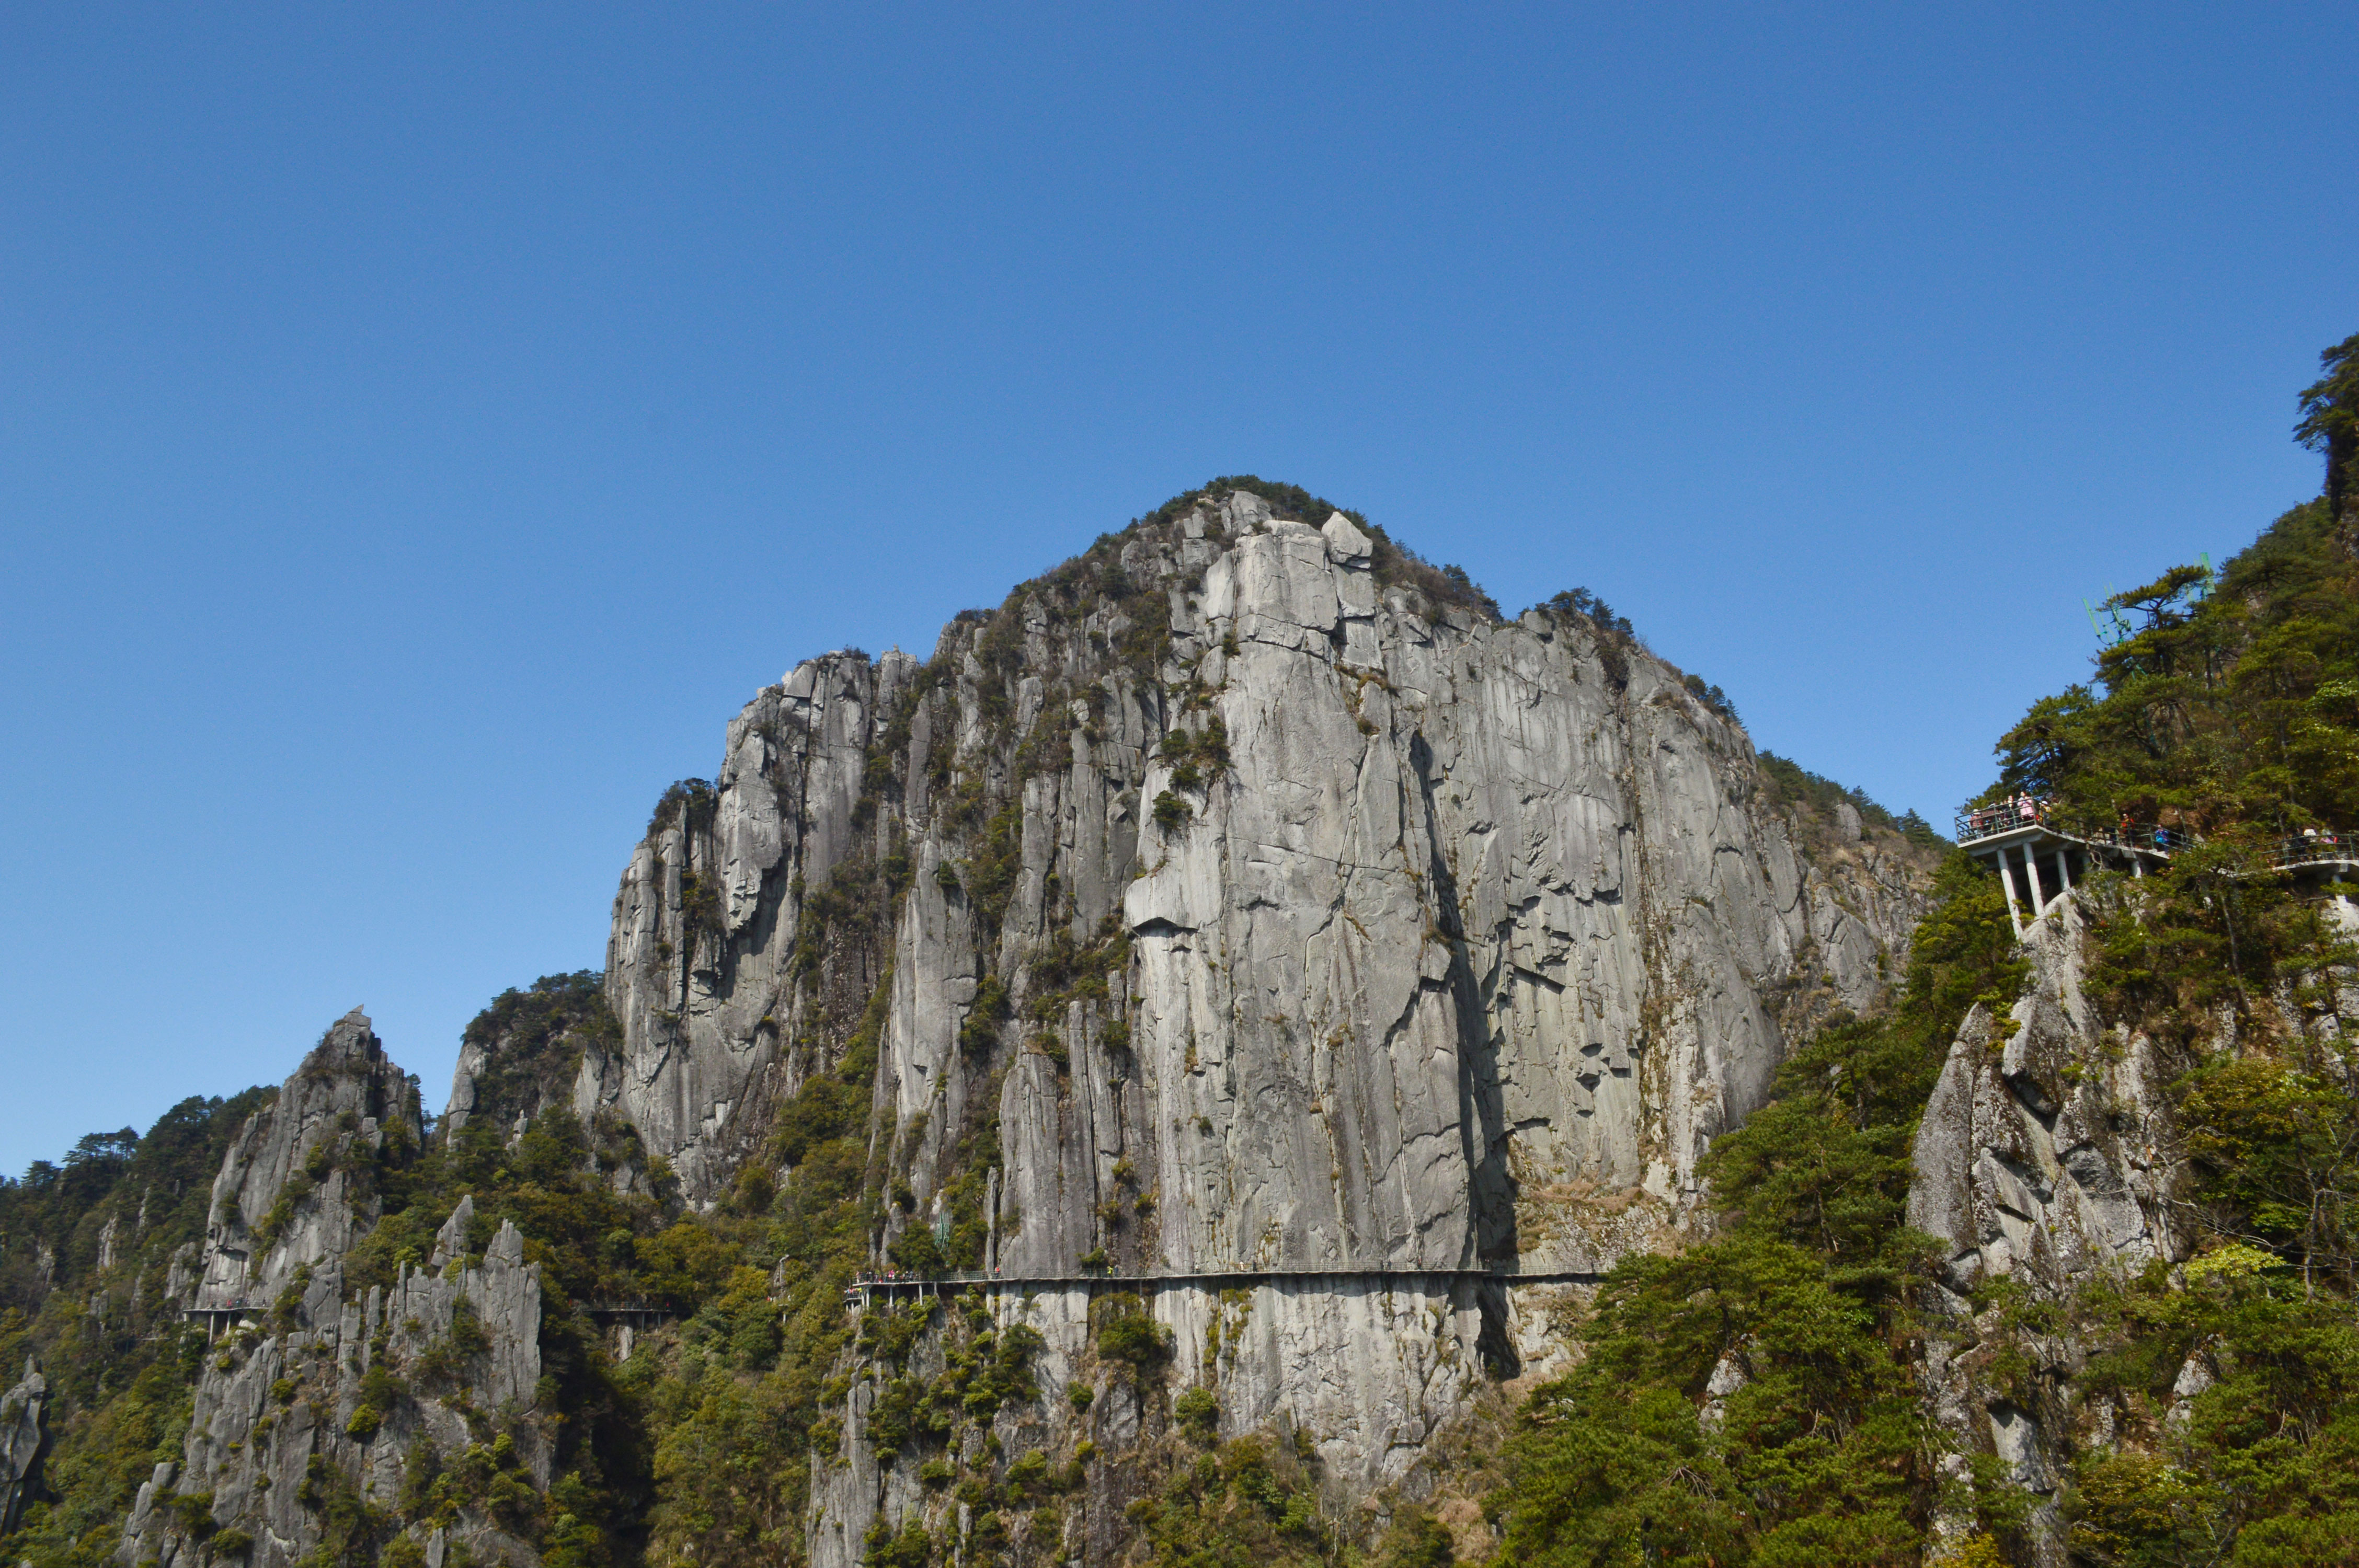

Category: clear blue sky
[3, 4, 2351, 1173]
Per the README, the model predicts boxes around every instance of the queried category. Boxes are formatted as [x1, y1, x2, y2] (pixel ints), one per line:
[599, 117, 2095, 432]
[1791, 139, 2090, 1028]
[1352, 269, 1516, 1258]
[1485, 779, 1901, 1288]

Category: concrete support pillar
[2053, 846, 2071, 907]
[1996, 851, 2024, 940]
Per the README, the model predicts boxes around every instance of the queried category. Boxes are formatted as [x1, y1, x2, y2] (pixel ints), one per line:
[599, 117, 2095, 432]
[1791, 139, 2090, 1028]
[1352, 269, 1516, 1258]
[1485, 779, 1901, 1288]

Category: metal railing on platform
[1955, 803, 2184, 854]
[1956, 803, 2049, 843]
[1953, 803, 2350, 873]
[2069, 823, 2182, 854]
[580, 1301, 675, 1320]
[2274, 832, 2357, 867]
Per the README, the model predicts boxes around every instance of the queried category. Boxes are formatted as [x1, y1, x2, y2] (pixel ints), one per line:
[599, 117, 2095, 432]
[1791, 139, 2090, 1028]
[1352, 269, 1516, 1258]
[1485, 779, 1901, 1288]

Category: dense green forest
[5, 340, 2356, 1568]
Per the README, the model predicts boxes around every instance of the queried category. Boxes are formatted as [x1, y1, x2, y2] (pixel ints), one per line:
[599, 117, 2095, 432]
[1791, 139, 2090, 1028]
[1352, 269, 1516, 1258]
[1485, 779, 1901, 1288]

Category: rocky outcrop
[598, 494, 1927, 1231]
[1909, 912, 2188, 1301]
[124, 1021, 548, 1568]
[1, 1357, 47, 1536]
[121, 1210, 546, 1568]
[441, 974, 620, 1144]
[1907, 908, 2194, 1567]
[563, 489, 1934, 1556]
[193, 1010, 419, 1317]
[581, 650, 921, 1199]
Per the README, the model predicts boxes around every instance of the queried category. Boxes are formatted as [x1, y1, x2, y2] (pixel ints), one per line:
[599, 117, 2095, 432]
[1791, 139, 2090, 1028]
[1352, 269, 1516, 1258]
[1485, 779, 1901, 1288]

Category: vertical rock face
[1, 1357, 47, 1537]
[569, 489, 1936, 1549]
[124, 1022, 548, 1568]
[582, 651, 921, 1199]
[193, 1010, 418, 1316]
[122, 1220, 547, 1568]
[594, 495, 1925, 1234]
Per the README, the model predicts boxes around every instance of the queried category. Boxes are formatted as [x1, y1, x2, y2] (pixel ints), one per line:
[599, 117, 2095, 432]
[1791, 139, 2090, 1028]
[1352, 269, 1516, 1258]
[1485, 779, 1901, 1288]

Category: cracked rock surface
[1907, 908, 2195, 1568]
[559, 490, 1933, 1550]
[191, 1010, 414, 1318]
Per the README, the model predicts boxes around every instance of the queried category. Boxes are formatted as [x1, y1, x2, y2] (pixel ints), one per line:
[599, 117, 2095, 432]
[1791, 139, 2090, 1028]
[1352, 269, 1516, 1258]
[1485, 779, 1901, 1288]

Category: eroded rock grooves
[554, 491, 1933, 1557]
[130, 488, 1943, 1566]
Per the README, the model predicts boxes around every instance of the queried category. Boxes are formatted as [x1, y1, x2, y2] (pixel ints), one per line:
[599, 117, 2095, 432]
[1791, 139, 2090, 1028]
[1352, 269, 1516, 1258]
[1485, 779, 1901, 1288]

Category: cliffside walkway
[1955, 805, 2355, 939]
[184, 1298, 683, 1340]
[844, 1264, 1602, 1310]
[185, 1303, 260, 1338]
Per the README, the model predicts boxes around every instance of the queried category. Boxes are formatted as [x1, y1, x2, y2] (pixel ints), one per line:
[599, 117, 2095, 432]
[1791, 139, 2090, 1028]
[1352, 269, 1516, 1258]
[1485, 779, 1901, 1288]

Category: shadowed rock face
[561, 490, 1933, 1549]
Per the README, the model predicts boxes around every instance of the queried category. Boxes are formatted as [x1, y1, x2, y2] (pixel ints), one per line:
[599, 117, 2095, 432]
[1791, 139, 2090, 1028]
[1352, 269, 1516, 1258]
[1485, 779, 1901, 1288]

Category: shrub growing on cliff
[1756, 751, 1944, 851]
[1151, 790, 1192, 832]
[1124, 1434, 1330, 1568]
[1093, 1294, 1172, 1385]
[1174, 1386, 1219, 1443]
[645, 778, 716, 839]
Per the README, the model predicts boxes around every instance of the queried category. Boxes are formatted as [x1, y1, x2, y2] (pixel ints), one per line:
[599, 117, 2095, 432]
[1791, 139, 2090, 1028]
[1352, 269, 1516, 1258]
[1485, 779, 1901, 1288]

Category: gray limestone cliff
[1909, 911, 2191, 1307]
[592, 497, 1927, 1235]
[125, 1023, 549, 1568]
[1906, 908, 2192, 1565]
[553, 489, 1936, 1552]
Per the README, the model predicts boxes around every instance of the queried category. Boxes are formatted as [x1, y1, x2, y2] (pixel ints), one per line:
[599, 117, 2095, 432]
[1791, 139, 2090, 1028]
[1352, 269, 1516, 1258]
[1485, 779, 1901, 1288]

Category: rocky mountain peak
[479, 482, 1945, 1553]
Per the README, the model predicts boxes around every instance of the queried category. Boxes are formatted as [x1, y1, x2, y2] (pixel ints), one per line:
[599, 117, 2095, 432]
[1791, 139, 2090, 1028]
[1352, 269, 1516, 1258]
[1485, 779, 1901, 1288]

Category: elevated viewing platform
[1956, 801, 2177, 939]
[580, 1300, 676, 1356]
[1957, 802, 2356, 939]
[580, 1300, 675, 1327]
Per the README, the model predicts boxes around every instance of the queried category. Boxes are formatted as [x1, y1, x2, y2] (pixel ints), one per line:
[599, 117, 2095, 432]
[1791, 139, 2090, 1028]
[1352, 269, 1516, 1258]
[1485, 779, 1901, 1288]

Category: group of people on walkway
[1960, 795, 2198, 852]
[1955, 797, 2359, 862]
[1962, 793, 2045, 837]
